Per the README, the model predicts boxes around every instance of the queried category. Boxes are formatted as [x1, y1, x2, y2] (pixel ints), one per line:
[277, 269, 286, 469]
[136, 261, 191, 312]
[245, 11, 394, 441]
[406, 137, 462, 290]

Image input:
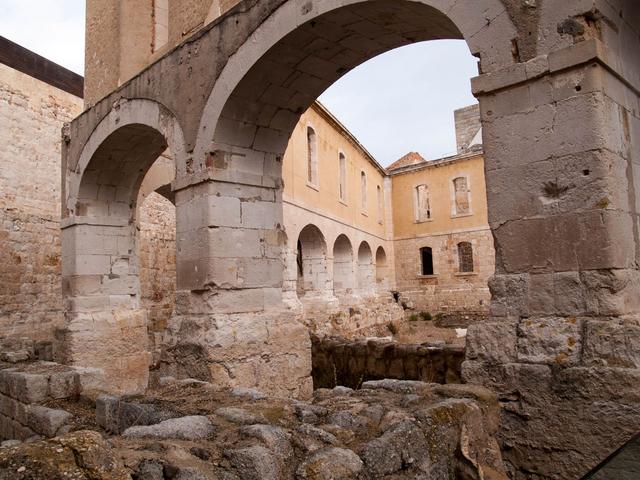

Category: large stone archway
[62, 1, 640, 476]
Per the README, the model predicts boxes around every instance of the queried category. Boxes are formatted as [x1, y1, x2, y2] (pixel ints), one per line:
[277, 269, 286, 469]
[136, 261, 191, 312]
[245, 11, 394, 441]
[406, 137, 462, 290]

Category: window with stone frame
[376, 185, 383, 224]
[453, 176, 470, 215]
[307, 126, 318, 185]
[339, 152, 347, 201]
[361, 171, 367, 211]
[415, 184, 431, 222]
[457, 241, 474, 273]
[420, 247, 433, 275]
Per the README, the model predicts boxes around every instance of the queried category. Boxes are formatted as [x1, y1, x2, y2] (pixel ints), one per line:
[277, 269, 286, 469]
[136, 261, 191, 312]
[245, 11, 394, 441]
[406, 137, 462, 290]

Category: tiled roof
[387, 151, 427, 171]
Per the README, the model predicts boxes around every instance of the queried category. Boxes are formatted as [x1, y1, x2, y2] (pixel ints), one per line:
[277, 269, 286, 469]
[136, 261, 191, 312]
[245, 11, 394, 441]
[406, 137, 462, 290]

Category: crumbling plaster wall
[0, 63, 82, 344]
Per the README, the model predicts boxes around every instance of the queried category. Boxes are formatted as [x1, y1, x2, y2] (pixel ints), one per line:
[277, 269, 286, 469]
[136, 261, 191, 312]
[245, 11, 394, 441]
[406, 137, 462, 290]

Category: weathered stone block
[73, 367, 106, 394]
[582, 318, 640, 368]
[7, 372, 48, 404]
[488, 274, 528, 318]
[95, 395, 120, 433]
[517, 317, 582, 365]
[24, 405, 72, 437]
[48, 371, 79, 399]
[466, 320, 517, 363]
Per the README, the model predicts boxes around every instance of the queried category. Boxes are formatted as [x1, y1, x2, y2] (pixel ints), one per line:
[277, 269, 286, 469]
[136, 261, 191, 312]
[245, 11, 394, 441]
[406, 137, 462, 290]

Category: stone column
[161, 152, 312, 399]
[463, 37, 640, 478]
[59, 218, 150, 394]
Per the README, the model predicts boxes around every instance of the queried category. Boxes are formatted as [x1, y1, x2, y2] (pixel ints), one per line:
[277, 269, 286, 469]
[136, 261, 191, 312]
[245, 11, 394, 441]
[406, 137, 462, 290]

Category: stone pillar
[59, 218, 150, 394]
[161, 155, 313, 399]
[463, 38, 640, 478]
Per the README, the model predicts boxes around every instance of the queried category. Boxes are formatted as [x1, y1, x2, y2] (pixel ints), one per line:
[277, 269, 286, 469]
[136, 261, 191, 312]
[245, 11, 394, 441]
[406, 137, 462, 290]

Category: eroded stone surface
[0, 380, 507, 480]
[122, 415, 215, 440]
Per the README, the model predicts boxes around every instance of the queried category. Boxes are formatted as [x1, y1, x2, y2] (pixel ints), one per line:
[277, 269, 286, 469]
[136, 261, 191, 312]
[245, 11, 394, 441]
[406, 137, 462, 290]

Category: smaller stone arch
[66, 98, 187, 217]
[375, 246, 389, 288]
[333, 235, 355, 295]
[296, 224, 330, 298]
[60, 98, 187, 394]
[357, 241, 375, 293]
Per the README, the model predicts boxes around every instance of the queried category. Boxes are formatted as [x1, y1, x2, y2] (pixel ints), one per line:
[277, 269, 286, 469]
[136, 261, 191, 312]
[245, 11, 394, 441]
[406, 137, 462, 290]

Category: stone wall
[454, 104, 482, 153]
[394, 228, 494, 317]
[0, 361, 103, 441]
[0, 63, 82, 345]
[0, 378, 508, 479]
[311, 335, 464, 389]
[138, 192, 176, 366]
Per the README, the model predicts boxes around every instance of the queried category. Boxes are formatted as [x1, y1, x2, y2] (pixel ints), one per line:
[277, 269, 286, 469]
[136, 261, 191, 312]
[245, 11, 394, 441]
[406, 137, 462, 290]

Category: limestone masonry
[0, 0, 639, 479]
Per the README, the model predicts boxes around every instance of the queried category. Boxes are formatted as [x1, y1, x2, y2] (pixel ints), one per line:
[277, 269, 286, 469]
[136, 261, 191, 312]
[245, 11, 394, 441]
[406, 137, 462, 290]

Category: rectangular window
[377, 185, 383, 223]
[415, 184, 431, 222]
[458, 242, 474, 273]
[339, 153, 347, 201]
[420, 247, 433, 275]
[453, 177, 470, 215]
[360, 171, 367, 211]
[307, 126, 318, 186]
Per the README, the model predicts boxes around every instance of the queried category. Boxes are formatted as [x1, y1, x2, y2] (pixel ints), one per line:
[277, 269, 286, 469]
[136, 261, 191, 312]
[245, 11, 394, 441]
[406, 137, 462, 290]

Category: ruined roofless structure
[0, 0, 637, 478]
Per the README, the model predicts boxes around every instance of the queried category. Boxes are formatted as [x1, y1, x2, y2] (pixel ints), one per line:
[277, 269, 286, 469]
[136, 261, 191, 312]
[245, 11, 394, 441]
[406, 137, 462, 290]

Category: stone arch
[296, 224, 330, 298]
[375, 246, 389, 288]
[194, 0, 517, 166]
[60, 99, 186, 394]
[333, 234, 355, 295]
[66, 98, 187, 215]
[357, 241, 375, 293]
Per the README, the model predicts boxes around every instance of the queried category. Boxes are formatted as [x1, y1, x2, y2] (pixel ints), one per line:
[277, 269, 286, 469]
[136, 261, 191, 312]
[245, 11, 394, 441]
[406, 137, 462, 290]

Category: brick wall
[0, 60, 177, 354]
[138, 192, 176, 365]
[0, 63, 82, 343]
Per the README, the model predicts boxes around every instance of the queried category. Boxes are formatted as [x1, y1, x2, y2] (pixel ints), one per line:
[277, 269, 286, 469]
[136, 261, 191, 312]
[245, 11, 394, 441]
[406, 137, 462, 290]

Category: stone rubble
[0, 377, 507, 479]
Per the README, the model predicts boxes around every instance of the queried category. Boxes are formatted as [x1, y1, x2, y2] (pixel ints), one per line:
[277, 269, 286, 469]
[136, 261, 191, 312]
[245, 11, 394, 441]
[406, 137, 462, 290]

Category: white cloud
[0, 0, 85, 75]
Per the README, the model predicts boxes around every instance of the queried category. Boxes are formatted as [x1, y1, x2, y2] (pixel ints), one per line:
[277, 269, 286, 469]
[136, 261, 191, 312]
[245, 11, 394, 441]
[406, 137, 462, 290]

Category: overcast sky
[0, 1, 478, 166]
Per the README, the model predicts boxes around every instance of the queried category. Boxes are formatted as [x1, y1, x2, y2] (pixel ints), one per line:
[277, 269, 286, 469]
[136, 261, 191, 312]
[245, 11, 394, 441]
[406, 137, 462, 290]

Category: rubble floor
[0, 377, 508, 480]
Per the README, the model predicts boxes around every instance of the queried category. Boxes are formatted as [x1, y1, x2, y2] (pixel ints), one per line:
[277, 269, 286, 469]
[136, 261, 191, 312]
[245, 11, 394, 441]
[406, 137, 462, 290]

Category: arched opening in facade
[200, 0, 496, 323]
[333, 234, 355, 295]
[375, 246, 389, 288]
[296, 224, 329, 298]
[357, 241, 374, 293]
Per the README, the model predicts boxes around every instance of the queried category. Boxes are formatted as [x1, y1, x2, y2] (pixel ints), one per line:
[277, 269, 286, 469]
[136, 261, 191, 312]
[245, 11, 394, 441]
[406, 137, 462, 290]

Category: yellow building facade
[280, 101, 494, 324]
[389, 151, 494, 321]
